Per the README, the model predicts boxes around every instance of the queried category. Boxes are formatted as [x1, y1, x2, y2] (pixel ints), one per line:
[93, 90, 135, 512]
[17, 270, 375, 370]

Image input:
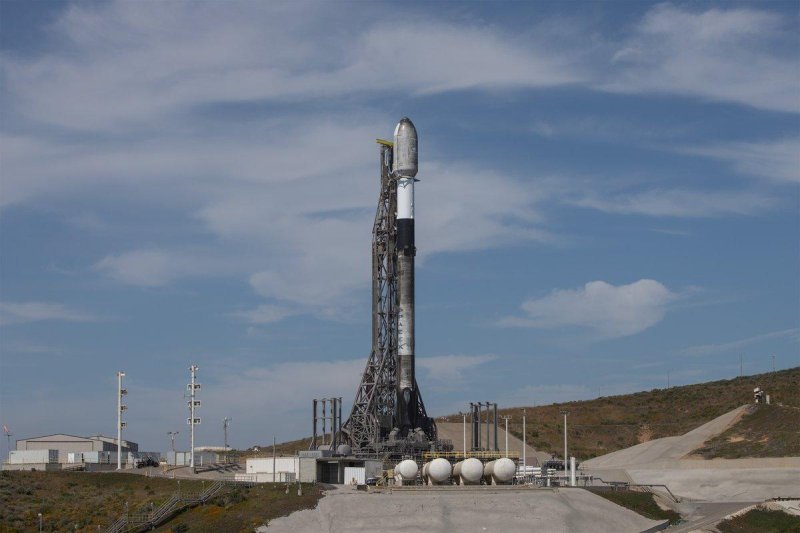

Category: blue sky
[1, 1, 798, 454]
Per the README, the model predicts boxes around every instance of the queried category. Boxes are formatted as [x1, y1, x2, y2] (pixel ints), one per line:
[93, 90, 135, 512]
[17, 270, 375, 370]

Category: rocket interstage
[394, 117, 418, 434]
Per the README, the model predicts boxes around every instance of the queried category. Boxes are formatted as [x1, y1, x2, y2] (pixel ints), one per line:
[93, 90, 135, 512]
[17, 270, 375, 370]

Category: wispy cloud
[602, 3, 799, 113]
[417, 355, 497, 386]
[501, 279, 679, 339]
[567, 188, 778, 217]
[0, 302, 97, 326]
[230, 304, 298, 325]
[680, 328, 800, 357]
[684, 138, 800, 184]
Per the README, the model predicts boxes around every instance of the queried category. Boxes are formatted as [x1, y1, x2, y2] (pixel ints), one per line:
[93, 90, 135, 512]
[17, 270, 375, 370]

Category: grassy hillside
[691, 403, 800, 459]
[494, 367, 799, 461]
[0, 471, 205, 531]
[0, 471, 321, 532]
[717, 506, 800, 533]
[154, 483, 323, 532]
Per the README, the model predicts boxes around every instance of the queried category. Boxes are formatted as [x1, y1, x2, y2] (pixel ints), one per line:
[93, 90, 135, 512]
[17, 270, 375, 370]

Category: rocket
[393, 117, 418, 435]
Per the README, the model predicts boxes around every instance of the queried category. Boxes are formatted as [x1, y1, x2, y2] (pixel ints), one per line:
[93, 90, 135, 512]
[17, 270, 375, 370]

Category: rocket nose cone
[394, 117, 416, 137]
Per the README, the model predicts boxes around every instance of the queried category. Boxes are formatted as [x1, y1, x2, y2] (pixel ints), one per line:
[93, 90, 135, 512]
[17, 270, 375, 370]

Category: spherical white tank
[395, 459, 418, 481]
[336, 444, 352, 456]
[422, 458, 452, 484]
[393, 117, 418, 178]
[453, 458, 483, 485]
[483, 458, 516, 484]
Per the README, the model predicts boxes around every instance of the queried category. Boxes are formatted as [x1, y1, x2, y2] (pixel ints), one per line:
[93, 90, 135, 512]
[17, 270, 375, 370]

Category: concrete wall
[247, 457, 299, 474]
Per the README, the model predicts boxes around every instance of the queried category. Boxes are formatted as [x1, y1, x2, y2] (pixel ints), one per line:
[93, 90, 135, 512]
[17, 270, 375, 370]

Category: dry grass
[154, 483, 322, 532]
[0, 471, 322, 533]
[692, 404, 800, 459]
[0, 471, 205, 532]
[485, 367, 799, 460]
[716, 505, 800, 533]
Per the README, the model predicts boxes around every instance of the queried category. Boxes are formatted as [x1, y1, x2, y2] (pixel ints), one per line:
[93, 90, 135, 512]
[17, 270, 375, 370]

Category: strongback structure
[341, 120, 438, 454]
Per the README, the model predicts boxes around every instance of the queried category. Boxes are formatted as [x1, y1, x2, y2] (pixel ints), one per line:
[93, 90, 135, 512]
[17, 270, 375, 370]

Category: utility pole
[117, 371, 127, 470]
[740, 354, 743, 377]
[272, 435, 276, 483]
[3, 425, 12, 459]
[522, 409, 526, 475]
[501, 415, 512, 457]
[168, 431, 179, 452]
[667, 371, 670, 389]
[561, 411, 569, 482]
[188, 365, 200, 473]
[771, 354, 776, 373]
[223, 417, 232, 450]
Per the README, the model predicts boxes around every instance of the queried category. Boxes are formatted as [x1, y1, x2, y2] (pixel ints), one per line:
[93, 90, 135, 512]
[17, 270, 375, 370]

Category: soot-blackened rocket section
[394, 117, 418, 435]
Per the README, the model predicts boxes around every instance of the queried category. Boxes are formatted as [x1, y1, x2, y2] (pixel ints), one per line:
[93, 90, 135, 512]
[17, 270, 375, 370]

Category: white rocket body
[394, 117, 418, 434]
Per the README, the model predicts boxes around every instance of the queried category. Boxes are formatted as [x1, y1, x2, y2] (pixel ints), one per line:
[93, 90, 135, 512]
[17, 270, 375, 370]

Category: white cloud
[0, 2, 583, 133]
[680, 328, 800, 357]
[684, 138, 800, 183]
[0, 301, 96, 325]
[568, 188, 778, 217]
[416, 355, 496, 385]
[93, 249, 199, 287]
[231, 304, 298, 325]
[602, 3, 799, 113]
[502, 279, 679, 338]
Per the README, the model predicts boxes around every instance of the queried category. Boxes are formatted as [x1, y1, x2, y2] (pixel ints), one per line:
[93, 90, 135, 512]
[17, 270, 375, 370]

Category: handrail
[104, 479, 247, 532]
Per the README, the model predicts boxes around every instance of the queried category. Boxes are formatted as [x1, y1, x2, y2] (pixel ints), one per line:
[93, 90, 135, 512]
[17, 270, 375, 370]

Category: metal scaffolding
[341, 142, 436, 452]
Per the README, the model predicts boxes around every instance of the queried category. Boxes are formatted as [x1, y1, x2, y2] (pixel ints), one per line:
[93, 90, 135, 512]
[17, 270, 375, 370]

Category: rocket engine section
[394, 117, 418, 435]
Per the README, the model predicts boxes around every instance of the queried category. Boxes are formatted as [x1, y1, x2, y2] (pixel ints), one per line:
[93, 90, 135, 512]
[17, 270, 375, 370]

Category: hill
[493, 367, 799, 461]
[0, 471, 321, 532]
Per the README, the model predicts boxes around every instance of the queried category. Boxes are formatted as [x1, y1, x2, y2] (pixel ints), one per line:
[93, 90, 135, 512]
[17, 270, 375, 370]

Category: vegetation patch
[717, 505, 800, 533]
[587, 488, 682, 524]
[692, 404, 800, 459]
[155, 483, 322, 532]
[463, 367, 799, 460]
[0, 471, 205, 532]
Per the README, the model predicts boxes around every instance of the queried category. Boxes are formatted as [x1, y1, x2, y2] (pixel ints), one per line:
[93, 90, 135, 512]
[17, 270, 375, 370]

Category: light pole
[3, 425, 12, 459]
[187, 365, 200, 473]
[168, 431, 179, 452]
[38, 513, 42, 532]
[522, 409, 526, 475]
[501, 415, 512, 457]
[563, 411, 569, 476]
[223, 417, 232, 450]
[117, 371, 127, 470]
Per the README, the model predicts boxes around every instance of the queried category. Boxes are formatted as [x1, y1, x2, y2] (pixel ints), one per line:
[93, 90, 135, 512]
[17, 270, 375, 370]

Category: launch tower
[341, 118, 440, 454]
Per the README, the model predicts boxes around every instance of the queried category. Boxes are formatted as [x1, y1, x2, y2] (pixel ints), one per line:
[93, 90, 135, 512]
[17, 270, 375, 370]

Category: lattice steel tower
[340, 125, 438, 453]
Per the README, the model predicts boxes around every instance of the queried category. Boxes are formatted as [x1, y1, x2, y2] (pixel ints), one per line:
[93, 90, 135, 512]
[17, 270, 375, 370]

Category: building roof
[19, 433, 92, 442]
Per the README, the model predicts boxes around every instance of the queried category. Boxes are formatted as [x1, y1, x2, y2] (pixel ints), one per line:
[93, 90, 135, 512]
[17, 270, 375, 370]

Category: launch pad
[339, 119, 449, 456]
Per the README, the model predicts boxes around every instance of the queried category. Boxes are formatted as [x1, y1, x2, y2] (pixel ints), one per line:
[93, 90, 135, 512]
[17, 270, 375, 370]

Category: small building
[11, 434, 138, 465]
[242, 451, 382, 485]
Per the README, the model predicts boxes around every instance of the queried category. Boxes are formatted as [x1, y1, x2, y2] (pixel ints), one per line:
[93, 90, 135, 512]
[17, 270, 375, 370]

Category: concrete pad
[262, 487, 666, 533]
[625, 466, 800, 502]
